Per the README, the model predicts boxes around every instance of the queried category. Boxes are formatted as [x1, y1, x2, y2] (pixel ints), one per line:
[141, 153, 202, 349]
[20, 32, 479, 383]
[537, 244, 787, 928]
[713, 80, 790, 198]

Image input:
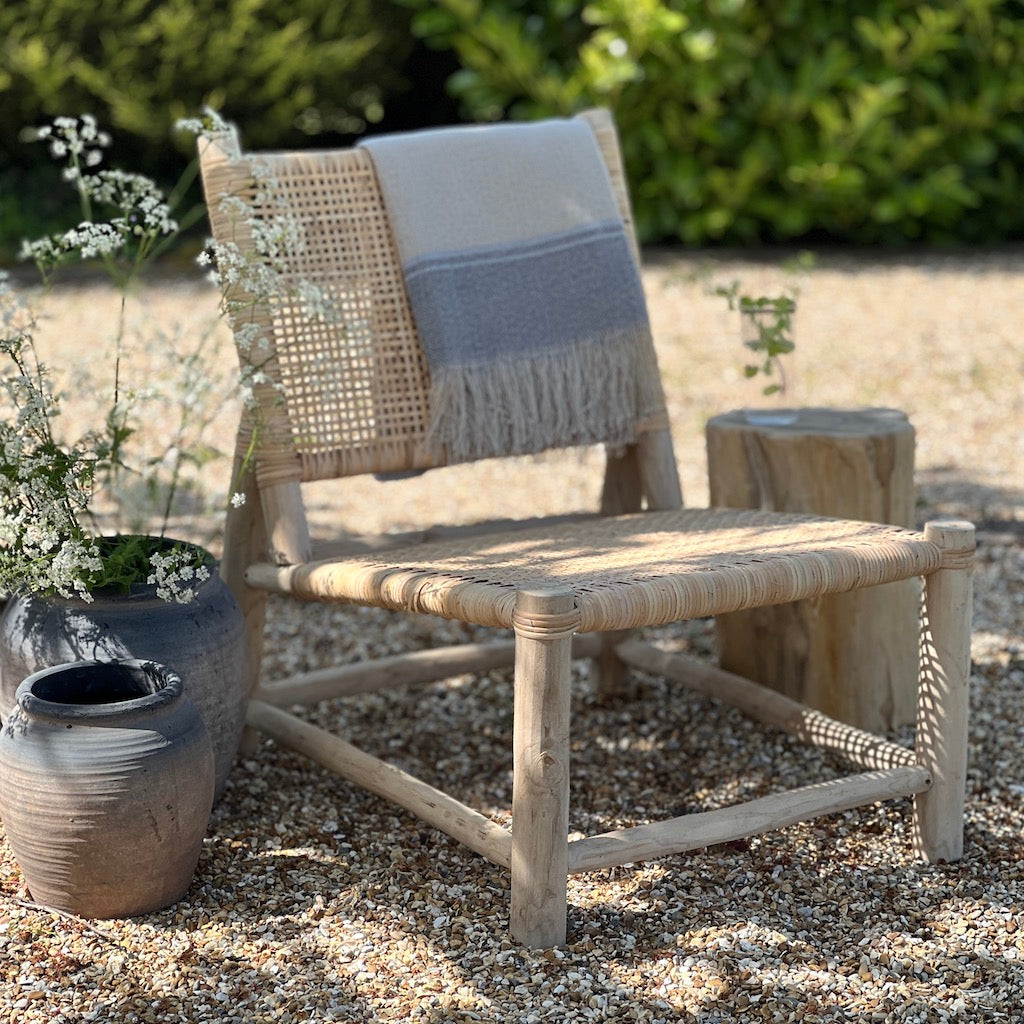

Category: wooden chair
[197, 110, 974, 948]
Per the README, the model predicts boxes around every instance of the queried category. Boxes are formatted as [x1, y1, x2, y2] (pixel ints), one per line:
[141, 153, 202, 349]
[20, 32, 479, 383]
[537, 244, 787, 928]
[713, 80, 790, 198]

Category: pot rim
[14, 658, 183, 726]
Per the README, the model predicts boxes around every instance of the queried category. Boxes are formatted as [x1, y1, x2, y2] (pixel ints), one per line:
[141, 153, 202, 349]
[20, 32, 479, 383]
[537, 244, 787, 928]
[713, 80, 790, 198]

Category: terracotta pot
[0, 540, 248, 801]
[0, 659, 214, 918]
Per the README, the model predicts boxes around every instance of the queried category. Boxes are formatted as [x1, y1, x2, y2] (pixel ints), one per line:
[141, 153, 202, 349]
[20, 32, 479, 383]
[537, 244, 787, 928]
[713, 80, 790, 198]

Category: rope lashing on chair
[939, 547, 975, 571]
[511, 606, 581, 642]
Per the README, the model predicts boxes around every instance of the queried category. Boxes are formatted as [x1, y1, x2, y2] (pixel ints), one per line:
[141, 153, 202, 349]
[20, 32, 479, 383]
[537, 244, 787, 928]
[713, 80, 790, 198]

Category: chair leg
[220, 451, 270, 754]
[913, 520, 975, 862]
[593, 629, 639, 700]
[510, 586, 575, 948]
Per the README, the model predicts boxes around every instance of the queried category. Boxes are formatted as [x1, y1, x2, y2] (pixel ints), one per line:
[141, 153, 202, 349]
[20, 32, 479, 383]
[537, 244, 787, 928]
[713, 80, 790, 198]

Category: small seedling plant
[735, 292, 796, 398]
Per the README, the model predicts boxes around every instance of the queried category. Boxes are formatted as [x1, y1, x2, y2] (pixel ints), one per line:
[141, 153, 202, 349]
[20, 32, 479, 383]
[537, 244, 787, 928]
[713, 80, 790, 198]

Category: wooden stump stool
[706, 407, 918, 732]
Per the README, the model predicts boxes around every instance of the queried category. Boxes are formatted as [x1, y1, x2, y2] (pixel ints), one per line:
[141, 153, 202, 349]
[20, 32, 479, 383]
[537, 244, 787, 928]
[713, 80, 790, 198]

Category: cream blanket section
[360, 117, 659, 462]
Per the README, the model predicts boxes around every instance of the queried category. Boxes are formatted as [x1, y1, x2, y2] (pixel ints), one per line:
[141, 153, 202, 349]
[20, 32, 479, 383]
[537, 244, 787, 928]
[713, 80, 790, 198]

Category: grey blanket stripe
[404, 223, 648, 366]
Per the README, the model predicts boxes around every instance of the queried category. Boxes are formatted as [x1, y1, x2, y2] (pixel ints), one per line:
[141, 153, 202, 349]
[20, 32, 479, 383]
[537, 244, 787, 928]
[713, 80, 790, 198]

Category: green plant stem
[156, 320, 231, 535]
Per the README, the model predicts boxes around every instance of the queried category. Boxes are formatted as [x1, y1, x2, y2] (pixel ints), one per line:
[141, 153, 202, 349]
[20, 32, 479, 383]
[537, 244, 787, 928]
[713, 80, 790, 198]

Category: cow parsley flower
[1, 117, 229, 603]
[146, 548, 212, 604]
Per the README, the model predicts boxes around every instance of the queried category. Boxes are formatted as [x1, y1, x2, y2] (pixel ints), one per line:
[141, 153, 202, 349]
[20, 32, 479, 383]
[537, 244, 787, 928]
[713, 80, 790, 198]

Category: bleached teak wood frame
[198, 110, 975, 948]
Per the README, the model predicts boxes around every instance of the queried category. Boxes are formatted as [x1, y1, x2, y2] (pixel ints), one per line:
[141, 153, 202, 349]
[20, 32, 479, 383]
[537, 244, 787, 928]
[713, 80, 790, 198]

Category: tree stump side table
[705, 407, 918, 732]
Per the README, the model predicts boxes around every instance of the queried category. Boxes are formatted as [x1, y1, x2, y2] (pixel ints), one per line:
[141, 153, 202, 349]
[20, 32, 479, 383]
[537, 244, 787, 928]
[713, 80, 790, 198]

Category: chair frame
[199, 112, 975, 948]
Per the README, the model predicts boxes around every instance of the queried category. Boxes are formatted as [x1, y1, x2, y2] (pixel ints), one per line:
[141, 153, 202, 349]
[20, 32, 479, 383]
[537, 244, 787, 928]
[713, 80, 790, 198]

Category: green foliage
[737, 295, 796, 395]
[712, 250, 813, 396]
[1, 118, 227, 601]
[402, 0, 1024, 245]
[0, 0, 417, 257]
[90, 535, 213, 596]
[0, 0, 413, 152]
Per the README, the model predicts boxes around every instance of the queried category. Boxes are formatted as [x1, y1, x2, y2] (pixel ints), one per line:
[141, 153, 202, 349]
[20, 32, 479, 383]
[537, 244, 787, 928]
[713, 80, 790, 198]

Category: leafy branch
[713, 251, 813, 399]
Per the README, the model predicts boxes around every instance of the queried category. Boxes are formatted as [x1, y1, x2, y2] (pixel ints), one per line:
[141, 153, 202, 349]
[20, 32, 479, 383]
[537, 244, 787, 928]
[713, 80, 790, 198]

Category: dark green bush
[402, 0, 1024, 245]
[0, 0, 414, 152]
[0, 0, 421, 258]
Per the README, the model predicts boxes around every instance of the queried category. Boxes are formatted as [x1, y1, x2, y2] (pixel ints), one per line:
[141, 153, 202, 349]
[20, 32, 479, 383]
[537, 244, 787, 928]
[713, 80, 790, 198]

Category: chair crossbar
[617, 639, 920, 772]
[248, 688, 932, 879]
[254, 635, 602, 706]
[246, 700, 514, 869]
[566, 766, 932, 874]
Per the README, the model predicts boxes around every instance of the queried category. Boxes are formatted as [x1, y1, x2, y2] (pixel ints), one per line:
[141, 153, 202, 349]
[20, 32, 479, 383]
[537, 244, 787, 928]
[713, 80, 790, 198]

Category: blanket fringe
[426, 326, 663, 463]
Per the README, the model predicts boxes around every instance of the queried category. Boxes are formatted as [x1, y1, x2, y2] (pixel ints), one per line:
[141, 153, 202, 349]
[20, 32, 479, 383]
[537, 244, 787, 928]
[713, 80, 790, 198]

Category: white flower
[174, 107, 232, 138]
[64, 222, 125, 260]
[230, 492, 247, 508]
[81, 170, 177, 237]
[233, 322, 270, 354]
[217, 195, 250, 219]
[297, 280, 339, 321]
[146, 546, 209, 604]
[2, 115, 241, 603]
[40, 115, 111, 169]
[18, 236, 63, 264]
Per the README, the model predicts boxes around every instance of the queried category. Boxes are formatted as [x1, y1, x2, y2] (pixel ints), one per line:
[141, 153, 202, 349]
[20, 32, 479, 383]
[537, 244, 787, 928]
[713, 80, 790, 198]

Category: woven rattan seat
[250, 509, 942, 631]
[199, 110, 975, 948]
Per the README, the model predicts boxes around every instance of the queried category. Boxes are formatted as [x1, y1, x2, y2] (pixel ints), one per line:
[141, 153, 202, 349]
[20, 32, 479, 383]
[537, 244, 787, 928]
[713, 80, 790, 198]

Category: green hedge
[0, 0, 416, 151]
[402, 0, 1024, 245]
[0, 0, 420, 256]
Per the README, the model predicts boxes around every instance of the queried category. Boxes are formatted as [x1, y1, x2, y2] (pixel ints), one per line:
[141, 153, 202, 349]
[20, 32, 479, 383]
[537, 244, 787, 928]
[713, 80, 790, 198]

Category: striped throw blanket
[360, 116, 657, 463]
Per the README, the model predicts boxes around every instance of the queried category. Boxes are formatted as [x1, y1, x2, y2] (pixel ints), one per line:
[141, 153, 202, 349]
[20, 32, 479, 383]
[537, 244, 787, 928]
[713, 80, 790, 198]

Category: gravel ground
[2, 247, 1023, 1022]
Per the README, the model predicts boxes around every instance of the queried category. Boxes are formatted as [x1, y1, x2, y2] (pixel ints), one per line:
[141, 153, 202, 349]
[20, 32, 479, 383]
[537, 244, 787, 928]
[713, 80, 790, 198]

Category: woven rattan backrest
[199, 109, 657, 488]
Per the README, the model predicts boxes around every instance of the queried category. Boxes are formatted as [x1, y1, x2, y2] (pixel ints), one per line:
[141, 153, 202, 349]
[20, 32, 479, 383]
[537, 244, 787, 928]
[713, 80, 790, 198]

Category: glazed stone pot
[0, 547, 248, 801]
[0, 659, 214, 918]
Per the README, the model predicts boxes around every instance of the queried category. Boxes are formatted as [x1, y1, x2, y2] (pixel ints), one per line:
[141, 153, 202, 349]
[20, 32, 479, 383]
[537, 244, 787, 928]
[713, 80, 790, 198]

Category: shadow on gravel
[915, 467, 1022, 535]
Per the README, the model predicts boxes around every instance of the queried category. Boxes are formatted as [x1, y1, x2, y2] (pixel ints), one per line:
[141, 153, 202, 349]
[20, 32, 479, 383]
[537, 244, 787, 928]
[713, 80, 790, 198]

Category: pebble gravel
[2, 248, 1023, 1022]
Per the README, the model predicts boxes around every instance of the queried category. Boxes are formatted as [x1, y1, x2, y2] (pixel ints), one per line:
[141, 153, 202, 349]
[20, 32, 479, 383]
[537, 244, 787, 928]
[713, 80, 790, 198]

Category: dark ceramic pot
[0, 659, 214, 918]
[0, 541, 248, 801]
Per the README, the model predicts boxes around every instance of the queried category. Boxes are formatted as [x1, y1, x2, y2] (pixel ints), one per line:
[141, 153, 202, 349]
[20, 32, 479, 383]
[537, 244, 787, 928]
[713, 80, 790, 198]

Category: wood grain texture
[707, 407, 918, 731]
[510, 587, 574, 948]
[567, 766, 930, 873]
[616, 638, 919, 771]
[913, 520, 975, 862]
[255, 634, 601, 705]
[247, 700, 513, 868]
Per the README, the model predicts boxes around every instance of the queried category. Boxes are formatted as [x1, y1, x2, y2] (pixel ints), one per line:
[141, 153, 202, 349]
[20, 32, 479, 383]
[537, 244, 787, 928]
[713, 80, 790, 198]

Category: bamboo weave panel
[253, 148, 434, 481]
[257, 508, 943, 632]
[204, 110, 653, 485]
